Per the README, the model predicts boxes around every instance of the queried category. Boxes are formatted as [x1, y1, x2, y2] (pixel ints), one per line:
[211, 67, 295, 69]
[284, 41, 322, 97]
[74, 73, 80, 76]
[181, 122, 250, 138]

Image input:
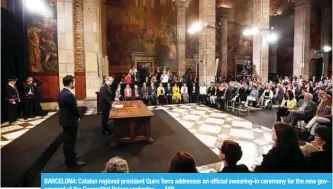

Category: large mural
[107, 0, 177, 66]
[185, 0, 199, 59]
[26, 0, 58, 73]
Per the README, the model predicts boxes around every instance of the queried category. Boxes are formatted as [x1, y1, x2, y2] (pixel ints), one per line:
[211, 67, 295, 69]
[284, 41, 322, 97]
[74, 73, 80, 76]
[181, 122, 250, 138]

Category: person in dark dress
[218, 140, 250, 173]
[306, 126, 332, 173]
[5, 77, 20, 124]
[253, 122, 306, 173]
[100, 76, 114, 135]
[57, 75, 85, 167]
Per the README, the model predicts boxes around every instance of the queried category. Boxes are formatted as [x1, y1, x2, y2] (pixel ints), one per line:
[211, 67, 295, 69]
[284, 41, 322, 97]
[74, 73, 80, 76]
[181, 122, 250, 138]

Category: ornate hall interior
[1, 0, 332, 187]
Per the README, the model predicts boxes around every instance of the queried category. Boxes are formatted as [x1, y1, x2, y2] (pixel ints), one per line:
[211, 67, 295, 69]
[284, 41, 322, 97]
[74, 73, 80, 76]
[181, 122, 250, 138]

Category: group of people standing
[4, 76, 45, 124]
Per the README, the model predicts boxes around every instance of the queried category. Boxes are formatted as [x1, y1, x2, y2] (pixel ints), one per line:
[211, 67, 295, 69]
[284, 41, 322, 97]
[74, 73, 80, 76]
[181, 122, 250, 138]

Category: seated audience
[209, 85, 218, 105]
[168, 152, 198, 173]
[306, 126, 332, 173]
[300, 143, 320, 157]
[284, 93, 317, 127]
[199, 82, 207, 104]
[140, 82, 149, 105]
[103, 157, 129, 173]
[115, 84, 123, 101]
[190, 81, 199, 103]
[305, 95, 332, 139]
[181, 83, 189, 103]
[276, 90, 297, 121]
[260, 86, 274, 107]
[157, 83, 166, 105]
[165, 83, 173, 104]
[217, 84, 227, 109]
[253, 122, 306, 173]
[218, 140, 250, 173]
[245, 85, 258, 107]
[133, 85, 140, 100]
[124, 84, 132, 100]
[273, 84, 284, 104]
[172, 83, 181, 103]
[206, 82, 215, 104]
[149, 82, 157, 105]
[124, 73, 132, 84]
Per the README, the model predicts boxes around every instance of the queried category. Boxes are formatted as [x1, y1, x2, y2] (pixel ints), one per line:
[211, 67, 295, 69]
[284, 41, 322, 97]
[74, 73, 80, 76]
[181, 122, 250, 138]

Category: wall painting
[26, 0, 58, 73]
[107, 0, 177, 67]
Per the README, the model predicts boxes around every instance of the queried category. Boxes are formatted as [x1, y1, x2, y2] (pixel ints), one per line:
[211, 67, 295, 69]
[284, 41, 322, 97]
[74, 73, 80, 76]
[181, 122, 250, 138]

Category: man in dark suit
[5, 77, 20, 124]
[100, 76, 114, 135]
[58, 75, 85, 167]
[284, 93, 317, 126]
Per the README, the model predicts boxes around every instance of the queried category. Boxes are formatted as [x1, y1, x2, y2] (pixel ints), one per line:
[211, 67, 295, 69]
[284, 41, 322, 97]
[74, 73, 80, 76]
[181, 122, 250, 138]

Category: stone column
[219, 7, 228, 78]
[269, 43, 277, 73]
[199, 0, 216, 85]
[57, 0, 75, 90]
[292, 0, 311, 80]
[83, 0, 103, 99]
[252, 0, 269, 83]
[176, 1, 187, 76]
[321, 7, 332, 76]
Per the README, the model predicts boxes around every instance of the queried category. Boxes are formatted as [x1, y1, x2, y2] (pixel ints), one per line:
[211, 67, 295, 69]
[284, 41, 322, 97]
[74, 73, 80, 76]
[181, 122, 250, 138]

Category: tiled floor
[2, 104, 273, 172]
[0, 112, 57, 148]
[148, 103, 274, 171]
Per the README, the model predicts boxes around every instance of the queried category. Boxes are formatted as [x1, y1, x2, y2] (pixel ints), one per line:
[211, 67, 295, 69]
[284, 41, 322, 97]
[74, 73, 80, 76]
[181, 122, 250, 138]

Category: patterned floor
[148, 103, 274, 171]
[84, 103, 274, 170]
[0, 112, 57, 148]
[1, 104, 273, 172]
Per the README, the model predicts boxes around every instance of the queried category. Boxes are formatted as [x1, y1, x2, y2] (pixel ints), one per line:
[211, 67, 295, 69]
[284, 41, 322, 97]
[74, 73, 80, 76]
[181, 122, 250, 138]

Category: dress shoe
[103, 129, 112, 135]
[66, 160, 85, 168]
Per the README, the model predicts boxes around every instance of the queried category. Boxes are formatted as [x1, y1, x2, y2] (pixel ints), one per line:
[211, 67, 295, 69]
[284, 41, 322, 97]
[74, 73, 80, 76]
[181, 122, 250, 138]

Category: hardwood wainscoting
[33, 74, 59, 102]
[75, 72, 86, 100]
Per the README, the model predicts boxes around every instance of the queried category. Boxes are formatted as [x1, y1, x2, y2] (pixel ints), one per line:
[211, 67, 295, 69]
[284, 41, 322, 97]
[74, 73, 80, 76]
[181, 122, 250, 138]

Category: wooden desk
[109, 100, 155, 147]
[95, 91, 101, 113]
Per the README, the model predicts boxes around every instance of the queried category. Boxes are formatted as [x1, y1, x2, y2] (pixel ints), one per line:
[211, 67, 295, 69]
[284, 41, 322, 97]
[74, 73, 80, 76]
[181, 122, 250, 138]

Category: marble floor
[0, 112, 57, 148]
[1, 104, 273, 172]
[147, 103, 274, 171]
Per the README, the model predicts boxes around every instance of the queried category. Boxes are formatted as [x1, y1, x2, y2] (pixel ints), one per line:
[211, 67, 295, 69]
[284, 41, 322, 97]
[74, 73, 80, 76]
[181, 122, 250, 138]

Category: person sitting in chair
[260, 85, 274, 108]
[305, 95, 332, 140]
[140, 82, 149, 105]
[284, 92, 317, 127]
[149, 82, 157, 105]
[133, 85, 140, 100]
[157, 83, 166, 105]
[181, 83, 189, 103]
[165, 83, 173, 104]
[124, 84, 132, 100]
[245, 85, 258, 107]
[276, 90, 297, 122]
[115, 84, 123, 101]
[172, 83, 181, 103]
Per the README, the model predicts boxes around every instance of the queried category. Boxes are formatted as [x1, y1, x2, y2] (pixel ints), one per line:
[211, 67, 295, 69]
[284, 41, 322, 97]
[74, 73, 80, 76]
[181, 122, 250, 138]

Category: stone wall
[57, 0, 75, 90]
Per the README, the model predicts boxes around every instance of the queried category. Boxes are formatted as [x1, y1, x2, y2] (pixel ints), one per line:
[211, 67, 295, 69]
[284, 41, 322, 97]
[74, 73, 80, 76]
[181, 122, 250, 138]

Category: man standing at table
[100, 76, 114, 135]
[58, 75, 85, 168]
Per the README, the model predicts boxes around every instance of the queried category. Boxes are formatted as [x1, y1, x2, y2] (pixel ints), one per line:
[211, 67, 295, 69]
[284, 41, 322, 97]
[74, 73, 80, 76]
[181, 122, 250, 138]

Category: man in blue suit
[58, 75, 85, 168]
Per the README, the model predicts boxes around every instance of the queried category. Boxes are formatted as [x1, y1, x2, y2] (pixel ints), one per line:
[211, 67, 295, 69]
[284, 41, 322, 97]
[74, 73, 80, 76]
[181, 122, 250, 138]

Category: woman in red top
[124, 73, 132, 84]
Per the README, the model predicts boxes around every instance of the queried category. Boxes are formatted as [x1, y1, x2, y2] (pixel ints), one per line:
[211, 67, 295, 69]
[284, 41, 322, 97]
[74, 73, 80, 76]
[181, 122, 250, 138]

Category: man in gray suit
[284, 93, 317, 126]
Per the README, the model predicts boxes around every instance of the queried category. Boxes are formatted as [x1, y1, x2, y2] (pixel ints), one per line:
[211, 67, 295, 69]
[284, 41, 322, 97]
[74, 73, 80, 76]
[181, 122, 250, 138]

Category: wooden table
[95, 91, 102, 114]
[109, 100, 155, 147]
